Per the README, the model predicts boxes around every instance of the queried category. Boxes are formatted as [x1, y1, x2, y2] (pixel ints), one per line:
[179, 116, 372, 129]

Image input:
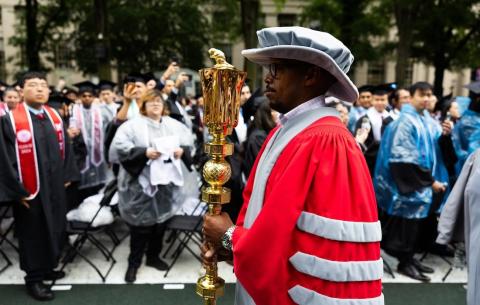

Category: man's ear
[303, 67, 318, 87]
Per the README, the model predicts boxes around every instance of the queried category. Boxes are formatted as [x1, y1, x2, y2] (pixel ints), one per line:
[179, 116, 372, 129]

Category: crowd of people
[0, 61, 280, 300]
[0, 41, 479, 303]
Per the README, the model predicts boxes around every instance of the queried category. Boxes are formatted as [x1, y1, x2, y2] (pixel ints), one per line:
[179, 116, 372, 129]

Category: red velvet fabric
[232, 116, 382, 304]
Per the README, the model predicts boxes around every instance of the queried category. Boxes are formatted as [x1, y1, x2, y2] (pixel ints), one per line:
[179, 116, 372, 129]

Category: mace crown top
[208, 48, 234, 69]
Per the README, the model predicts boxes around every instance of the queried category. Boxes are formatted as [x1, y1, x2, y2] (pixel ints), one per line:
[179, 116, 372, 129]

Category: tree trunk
[395, 37, 411, 87]
[241, 0, 260, 88]
[393, 1, 414, 87]
[433, 56, 446, 97]
[25, 0, 41, 70]
[94, 0, 111, 80]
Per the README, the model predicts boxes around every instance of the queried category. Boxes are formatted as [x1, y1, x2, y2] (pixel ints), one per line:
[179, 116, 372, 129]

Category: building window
[277, 14, 297, 26]
[367, 60, 385, 85]
[54, 44, 73, 69]
[404, 61, 413, 86]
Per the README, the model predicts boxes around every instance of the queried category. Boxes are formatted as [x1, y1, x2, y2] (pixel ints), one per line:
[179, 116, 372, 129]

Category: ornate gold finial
[208, 48, 234, 69]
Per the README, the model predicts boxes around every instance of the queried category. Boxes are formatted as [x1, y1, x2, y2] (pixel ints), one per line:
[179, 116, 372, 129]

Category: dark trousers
[65, 182, 81, 212]
[13, 201, 57, 284]
[416, 192, 445, 253]
[25, 269, 51, 283]
[128, 223, 166, 268]
[380, 213, 422, 264]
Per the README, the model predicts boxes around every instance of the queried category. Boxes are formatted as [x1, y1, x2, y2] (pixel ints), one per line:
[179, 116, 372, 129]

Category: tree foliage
[69, 0, 213, 75]
[300, 0, 390, 69]
[11, 0, 242, 77]
[410, 0, 480, 95]
[9, 0, 71, 71]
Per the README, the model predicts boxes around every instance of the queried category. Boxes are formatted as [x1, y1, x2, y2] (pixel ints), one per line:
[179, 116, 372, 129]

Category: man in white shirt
[355, 86, 391, 175]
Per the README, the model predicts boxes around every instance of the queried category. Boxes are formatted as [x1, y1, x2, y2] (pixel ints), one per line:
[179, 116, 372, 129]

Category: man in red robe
[203, 27, 383, 305]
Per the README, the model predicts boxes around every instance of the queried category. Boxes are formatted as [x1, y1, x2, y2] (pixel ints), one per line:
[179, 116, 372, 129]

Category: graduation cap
[357, 85, 374, 94]
[434, 93, 453, 114]
[48, 91, 73, 110]
[62, 86, 78, 95]
[464, 81, 480, 95]
[124, 72, 148, 84]
[373, 83, 397, 96]
[73, 81, 98, 95]
[143, 72, 157, 83]
[98, 80, 117, 92]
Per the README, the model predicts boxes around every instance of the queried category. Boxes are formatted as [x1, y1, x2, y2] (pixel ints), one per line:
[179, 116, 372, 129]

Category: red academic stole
[9, 103, 64, 200]
[72, 104, 104, 173]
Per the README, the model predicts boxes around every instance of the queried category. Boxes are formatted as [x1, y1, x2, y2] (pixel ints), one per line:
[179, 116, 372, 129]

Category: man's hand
[203, 212, 234, 244]
[161, 62, 179, 82]
[200, 242, 233, 267]
[175, 72, 188, 88]
[173, 147, 184, 159]
[432, 181, 446, 193]
[20, 197, 30, 209]
[355, 128, 368, 144]
[123, 83, 136, 101]
[146, 148, 161, 160]
[64, 181, 71, 188]
[442, 120, 453, 136]
[201, 242, 218, 266]
[67, 127, 81, 138]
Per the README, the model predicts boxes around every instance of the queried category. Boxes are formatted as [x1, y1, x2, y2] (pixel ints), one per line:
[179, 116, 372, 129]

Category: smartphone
[171, 57, 179, 66]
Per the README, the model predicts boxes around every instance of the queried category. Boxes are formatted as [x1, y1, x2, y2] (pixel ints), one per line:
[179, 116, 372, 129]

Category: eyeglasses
[265, 62, 294, 79]
[266, 63, 279, 79]
[265, 61, 312, 79]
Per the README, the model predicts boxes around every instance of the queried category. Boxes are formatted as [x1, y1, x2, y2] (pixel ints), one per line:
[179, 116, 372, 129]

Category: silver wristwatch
[221, 225, 236, 251]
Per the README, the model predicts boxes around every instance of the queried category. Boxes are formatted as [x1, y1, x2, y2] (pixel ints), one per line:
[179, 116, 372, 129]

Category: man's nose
[264, 73, 273, 83]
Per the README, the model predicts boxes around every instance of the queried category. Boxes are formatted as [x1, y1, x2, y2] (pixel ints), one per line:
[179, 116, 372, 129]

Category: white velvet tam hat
[241, 26, 359, 102]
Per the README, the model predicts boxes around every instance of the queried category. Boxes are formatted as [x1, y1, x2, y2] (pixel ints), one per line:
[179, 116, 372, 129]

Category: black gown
[242, 128, 268, 179]
[0, 111, 75, 279]
[354, 115, 381, 176]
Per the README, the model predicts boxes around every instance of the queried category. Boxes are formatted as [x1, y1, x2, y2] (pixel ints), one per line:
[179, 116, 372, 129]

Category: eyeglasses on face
[265, 62, 299, 79]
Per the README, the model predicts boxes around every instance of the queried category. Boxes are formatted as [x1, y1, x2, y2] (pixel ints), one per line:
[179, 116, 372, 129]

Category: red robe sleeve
[232, 117, 383, 305]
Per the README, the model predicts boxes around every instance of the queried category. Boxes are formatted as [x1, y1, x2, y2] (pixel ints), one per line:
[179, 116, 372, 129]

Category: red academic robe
[233, 116, 382, 305]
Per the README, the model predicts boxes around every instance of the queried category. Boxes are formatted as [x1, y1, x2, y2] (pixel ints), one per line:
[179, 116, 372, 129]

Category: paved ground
[0, 284, 468, 305]
[0, 216, 467, 285]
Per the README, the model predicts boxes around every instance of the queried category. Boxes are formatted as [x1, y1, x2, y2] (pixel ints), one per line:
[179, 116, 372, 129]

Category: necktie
[36, 113, 45, 120]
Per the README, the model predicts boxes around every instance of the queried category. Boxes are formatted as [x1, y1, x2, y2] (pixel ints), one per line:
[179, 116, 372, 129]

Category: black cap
[434, 93, 453, 114]
[124, 72, 148, 84]
[373, 83, 397, 96]
[98, 80, 117, 92]
[48, 91, 73, 110]
[73, 81, 98, 95]
[358, 85, 374, 93]
[465, 81, 480, 95]
[62, 86, 78, 95]
[143, 72, 157, 83]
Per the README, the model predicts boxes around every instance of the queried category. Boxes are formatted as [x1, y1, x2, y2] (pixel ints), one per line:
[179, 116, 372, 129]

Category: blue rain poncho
[423, 111, 450, 213]
[452, 109, 480, 174]
[374, 104, 437, 219]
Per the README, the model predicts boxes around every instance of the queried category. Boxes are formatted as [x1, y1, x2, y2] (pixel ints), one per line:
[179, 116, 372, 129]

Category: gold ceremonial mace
[196, 49, 246, 304]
